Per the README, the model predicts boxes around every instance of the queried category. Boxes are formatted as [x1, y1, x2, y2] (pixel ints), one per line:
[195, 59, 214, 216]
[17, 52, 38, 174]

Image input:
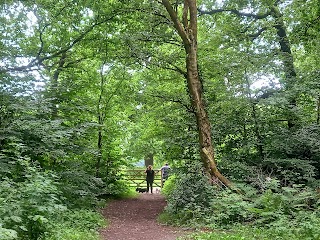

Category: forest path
[99, 193, 188, 240]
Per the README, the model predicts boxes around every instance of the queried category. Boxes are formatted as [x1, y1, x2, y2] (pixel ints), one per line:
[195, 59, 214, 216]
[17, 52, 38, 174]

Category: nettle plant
[0, 159, 66, 240]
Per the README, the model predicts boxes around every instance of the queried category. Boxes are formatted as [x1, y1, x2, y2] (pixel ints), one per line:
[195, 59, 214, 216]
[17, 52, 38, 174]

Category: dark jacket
[145, 169, 155, 182]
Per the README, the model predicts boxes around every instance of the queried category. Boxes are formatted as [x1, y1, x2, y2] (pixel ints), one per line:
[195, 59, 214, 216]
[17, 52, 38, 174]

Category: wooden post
[161, 170, 163, 188]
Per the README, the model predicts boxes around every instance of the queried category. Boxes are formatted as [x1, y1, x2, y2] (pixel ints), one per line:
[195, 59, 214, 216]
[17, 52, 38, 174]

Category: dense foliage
[162, 166, 319, 239]
[1, 0, 319, 239]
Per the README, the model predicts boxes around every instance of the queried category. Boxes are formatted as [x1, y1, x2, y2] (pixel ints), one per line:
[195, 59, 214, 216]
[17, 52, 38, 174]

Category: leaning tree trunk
[162, 0, 232, 188]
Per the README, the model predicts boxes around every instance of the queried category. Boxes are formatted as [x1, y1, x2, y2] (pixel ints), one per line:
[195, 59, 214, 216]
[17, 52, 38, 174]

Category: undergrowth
[0, 159, 113, 240]
[43, 209, 107, 240]
[160, 162, 320, 240]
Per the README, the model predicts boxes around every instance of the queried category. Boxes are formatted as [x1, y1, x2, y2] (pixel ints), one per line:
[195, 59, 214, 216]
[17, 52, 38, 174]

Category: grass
[178, 224, 320, 240]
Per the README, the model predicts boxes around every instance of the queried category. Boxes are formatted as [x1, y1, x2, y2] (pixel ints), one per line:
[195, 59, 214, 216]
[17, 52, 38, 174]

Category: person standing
[161, 163, 171, 185]
[145, 165, 155, 194]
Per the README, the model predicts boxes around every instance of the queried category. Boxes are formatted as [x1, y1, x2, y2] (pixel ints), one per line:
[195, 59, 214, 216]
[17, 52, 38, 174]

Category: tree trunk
[50, 52, 66, 166]
[245, 73, 264, 160]
[271, 4, 298, 129]
[317, 94, 320, 125]
[162, 0, 232, 188]
[144, 153, 154, 168]
[96, 127, 103, 177]
[96, 63, 106, 177]
[51, 52, 67, 120]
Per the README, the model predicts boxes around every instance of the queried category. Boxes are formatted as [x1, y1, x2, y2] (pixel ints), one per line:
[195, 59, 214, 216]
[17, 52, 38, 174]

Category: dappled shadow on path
[100, 193, 188, 240]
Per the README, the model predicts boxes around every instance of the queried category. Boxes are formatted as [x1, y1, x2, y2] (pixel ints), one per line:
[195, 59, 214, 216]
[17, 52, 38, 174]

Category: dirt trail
[99, 193, 188, 240]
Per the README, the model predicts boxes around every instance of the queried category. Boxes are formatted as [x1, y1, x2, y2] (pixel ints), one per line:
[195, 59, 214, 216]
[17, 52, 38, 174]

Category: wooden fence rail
[123, 169, 163, 188]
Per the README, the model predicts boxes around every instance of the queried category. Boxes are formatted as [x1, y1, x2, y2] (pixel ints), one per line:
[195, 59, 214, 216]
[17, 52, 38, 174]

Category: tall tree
[198, 0, 299, 129]
[161, 0, 232, 188]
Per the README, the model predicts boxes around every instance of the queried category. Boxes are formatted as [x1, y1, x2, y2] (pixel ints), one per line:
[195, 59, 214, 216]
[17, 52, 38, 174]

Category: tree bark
[96, 127, 103, 177]
[162, 0, 232, 188]
[51, 52, 67, 119]
[96, 62, 108, 177]
[245, 73, 264, 160]
[317, 94, 320, 125]
[144, 153, 154, 168]
[271, 4, 298, 129]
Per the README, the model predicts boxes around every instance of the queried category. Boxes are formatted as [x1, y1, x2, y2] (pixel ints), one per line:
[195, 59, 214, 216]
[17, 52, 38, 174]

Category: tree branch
[186, 0, 198, 41]
[182, 0, 189, 29]
[198, 8, 271, 19]
[149, 94, 194, 113]
[162, 0, 190, 47]
[162, 63, 188, 78]
[0, 15, 117, 74]
[248, 26, 269, 40]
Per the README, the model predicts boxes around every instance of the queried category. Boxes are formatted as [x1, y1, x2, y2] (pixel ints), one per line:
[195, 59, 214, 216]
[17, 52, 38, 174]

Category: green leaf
[10, 216, 22, 223]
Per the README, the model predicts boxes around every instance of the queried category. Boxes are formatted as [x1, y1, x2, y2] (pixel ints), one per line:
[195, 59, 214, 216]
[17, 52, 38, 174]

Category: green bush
[0, 162, 66, 240]
[0, 225, 17, 240]
[161, 162, 216, 226]
[45, 230, 100, 240]
[179, 213, 320, 240]
[102, 180, 133, 198]
[44, 209, 107, 240]
[178, 226, 294, 240]
[208, 190, 253, 226]
[180, 217, 320, 240]
[0, 160, 108, 240]
[161, 175, 177, 198]
[249, 184, 320, 226]
[261, 158, 316, 186]
[161, 163, 256, 228]
[292, 211, 320, 239]
[57, 169, 105, 209]
[161, 162, 320, 238]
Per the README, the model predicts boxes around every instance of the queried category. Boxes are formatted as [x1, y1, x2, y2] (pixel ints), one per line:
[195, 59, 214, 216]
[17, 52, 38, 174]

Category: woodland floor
[99, 192, 189, 240]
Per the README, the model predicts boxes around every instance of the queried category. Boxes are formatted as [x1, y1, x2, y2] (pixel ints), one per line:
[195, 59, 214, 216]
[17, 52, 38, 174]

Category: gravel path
[99, 193, 188, 240]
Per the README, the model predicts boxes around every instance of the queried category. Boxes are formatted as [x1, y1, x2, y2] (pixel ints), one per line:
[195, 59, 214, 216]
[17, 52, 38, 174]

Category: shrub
[101, 180, 132, 198]
[208, 189, 254, 226]
[0, 225, 17, 240]
[179, 216, 320, 240]
[44, 209, 107, 240]
[261, 158, 316, 186]
[57, 169, 104, 208]
[0, 162, 66, 240]
[161, 175, 177, 198]
[249, 184, 320, 226]
[162, 162, 216, 226]
[178, 226, 295, 240]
